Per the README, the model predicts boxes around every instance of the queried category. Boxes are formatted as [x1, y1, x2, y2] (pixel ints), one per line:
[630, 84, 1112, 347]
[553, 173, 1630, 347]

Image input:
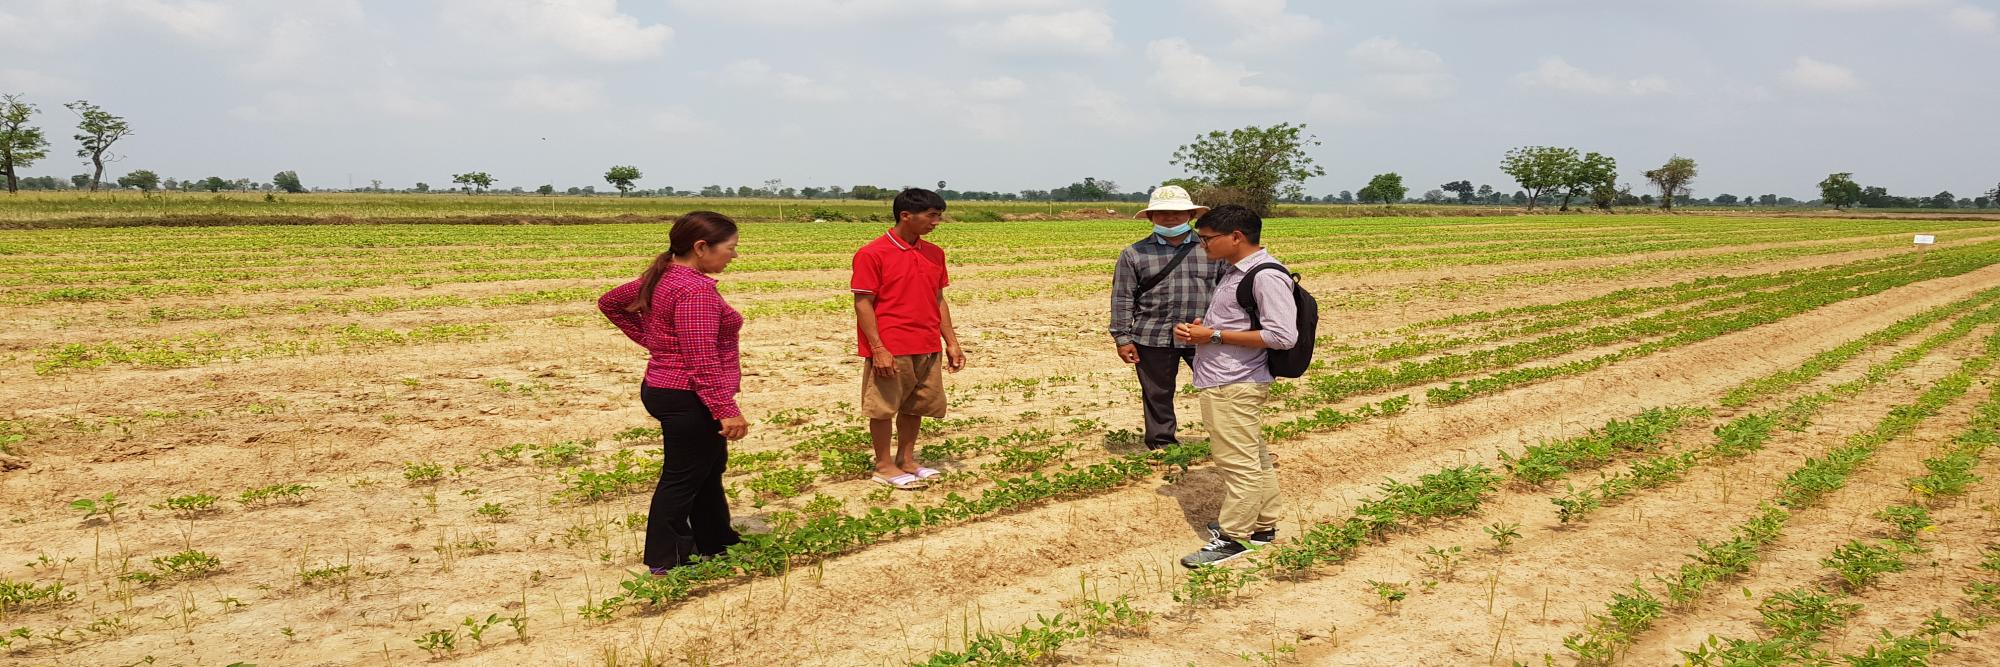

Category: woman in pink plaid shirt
[599, 211, 749, 573]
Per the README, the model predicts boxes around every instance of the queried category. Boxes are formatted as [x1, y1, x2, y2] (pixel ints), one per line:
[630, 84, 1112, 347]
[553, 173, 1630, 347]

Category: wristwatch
[1208, 329, 1223, 345]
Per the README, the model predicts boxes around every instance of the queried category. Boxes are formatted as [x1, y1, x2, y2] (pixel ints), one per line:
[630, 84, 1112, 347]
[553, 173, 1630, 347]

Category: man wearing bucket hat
[1109, 185, 1225, 451]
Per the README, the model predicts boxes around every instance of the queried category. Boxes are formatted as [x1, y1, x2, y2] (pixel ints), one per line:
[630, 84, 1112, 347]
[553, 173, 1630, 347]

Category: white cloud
[1306, 92, 1379, 124]
[0, 68, 85, 98]
[954, 10, 1115, 54]
[1781, 56, 1861, 92]
[717, 59, 848, 102]
[649, 107, 711, 135]
[442, 0, 671, 63]
[124, 0, 240, 42]
[965, 76, 1028, 100]
[1516, 57, 1671, 96]
[1199, 0, 1325, 52]
[1758, 0, 1996, 33]
[1347, 37, 1443, 72]
[504, 77, 606, 113]
[1143, 38, 1292, 109]
[1370, 73, 1458, 100]
[1758, 0, 1940, 10]
[1946, 4, 1998, 31]
[1062, 76, 1160, 130]
[1346, 37, 1456, 100]
[670, 0, 1072, 26]
[229, 83, 447, 124]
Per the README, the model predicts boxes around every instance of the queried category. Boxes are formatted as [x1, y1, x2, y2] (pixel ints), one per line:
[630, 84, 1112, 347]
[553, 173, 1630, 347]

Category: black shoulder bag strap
[1133, 241, 1197, 300]
[1237, 263, 1290, 331]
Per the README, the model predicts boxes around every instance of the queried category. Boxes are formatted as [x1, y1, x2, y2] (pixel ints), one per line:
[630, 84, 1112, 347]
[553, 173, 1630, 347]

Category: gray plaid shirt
[1110, 232, 1225, 348]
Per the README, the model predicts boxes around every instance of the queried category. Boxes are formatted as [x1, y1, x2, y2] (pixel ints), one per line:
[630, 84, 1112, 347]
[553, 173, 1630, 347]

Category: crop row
[1561, 326, 2000, 665]
[1559, 296, 2000, 523]
[32, 323, 501, 374]
[1289, 242, 1985, 411]
[1318, 249, 1902, 372]
[572, 395, 1412, 620]
[1678, 376, 2000, 665]
[1421, 242, 2000, 406]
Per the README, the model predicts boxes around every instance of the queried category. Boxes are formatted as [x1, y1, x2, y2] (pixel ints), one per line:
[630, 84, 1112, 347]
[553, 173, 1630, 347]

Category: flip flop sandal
[914, 467, 943, 480]
[871, 473, 927, 490]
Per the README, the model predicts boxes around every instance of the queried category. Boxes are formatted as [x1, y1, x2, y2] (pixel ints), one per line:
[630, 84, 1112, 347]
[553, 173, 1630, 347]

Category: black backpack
[1237, 264, 1317, 378]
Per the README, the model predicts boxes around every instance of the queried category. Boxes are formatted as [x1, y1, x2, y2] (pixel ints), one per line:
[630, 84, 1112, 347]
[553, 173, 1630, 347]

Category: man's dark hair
[893, 188, 947, 221]
[1195, 204, 1261, 245]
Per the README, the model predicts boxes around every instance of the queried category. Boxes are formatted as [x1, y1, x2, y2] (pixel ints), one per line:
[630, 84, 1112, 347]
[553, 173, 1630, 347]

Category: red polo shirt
[851, 229, 950, 357]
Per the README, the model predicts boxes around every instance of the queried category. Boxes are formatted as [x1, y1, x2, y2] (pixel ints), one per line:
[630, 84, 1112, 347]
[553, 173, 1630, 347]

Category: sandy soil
[3, 221, 2000, 667]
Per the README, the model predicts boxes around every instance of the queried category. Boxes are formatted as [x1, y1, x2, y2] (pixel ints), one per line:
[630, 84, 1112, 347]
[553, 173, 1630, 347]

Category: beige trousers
[1201, 382, 1280, 539]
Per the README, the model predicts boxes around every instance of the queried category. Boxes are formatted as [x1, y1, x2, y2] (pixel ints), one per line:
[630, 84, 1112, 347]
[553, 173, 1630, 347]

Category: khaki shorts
[861, 353, 948, 420]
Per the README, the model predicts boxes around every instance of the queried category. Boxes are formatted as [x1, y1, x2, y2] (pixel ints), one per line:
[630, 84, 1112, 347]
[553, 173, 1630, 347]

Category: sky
[1, 0, 1995, 199]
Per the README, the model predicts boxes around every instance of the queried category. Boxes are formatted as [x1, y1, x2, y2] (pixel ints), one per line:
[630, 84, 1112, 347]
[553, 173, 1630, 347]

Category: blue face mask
[1153, 223, 1192, 238]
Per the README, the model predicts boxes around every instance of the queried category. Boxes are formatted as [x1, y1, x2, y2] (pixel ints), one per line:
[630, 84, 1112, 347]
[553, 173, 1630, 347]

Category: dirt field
[5, 214, 2000, 666]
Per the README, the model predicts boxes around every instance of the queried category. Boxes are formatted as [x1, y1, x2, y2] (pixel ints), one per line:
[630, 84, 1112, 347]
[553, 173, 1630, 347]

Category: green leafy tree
[1357, 172, 1407, 205]
[1168, 122, 1326, 215]
[0, 93, 50, 194]
[115, 169, 159, 191]
[199, 176, 226, 192]
[1818, 172, 1862, 209]
[1927, 191, 1956, 209]
[604, 165, 642, 196]
[71, 174, 90, 189]
[1984, 182, 1998, 203]
[536, 184, 554, 196]
[64, 100, 131, 191]
[272, 170, 305, 193]
[1567, 152, 1618, 211]
[1441, 180, 1475, 204]
[1643, 155, 1698, 212]
[1713, 193, 1738, 205]
[451, 172, 495, 193]
[1975, 196, 1991, 209]
[1499, 146, 1576, 211]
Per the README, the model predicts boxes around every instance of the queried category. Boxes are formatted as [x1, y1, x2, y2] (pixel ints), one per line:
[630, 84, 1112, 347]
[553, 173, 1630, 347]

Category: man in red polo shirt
[852, 188, 966, 490]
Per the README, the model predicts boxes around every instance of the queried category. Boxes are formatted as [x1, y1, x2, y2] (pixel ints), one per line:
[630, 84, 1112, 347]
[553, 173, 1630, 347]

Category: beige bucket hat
[1135, 185, 1209, 219]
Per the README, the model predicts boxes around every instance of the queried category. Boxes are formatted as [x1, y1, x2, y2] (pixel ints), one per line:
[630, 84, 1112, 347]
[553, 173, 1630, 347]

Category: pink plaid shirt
[599, 264, 743, 419]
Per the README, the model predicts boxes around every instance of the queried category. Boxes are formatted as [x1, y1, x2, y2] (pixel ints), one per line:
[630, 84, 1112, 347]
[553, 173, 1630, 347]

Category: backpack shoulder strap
[1235, 263, 1289, 332]
[1133, 240, 1197, 299]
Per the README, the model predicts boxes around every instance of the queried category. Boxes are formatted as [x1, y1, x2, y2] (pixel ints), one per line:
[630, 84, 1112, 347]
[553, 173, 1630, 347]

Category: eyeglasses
[1196, 233, 1226, 245]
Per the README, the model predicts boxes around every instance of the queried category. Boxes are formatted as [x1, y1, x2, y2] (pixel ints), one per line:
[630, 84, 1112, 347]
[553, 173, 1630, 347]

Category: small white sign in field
[1914, 234, 1937, 245]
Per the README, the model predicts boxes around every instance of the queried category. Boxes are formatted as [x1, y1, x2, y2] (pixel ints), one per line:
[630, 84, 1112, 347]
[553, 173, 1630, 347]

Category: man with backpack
[1110, 185, 1224, 451]
[1172, 204, 1316, 568]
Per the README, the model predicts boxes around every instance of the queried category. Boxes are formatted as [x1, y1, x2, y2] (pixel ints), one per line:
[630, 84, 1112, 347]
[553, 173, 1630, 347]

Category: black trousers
[639, 385, 741, 569]
[1134, 344, 1197, 450]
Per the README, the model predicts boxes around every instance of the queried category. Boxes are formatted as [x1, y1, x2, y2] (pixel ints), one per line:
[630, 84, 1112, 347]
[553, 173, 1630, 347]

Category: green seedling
[461, 614, 499, 646]
[1485, 522, 1521, 550]
[69, 492, 124, 523]
[1821, 540, 1907, 591]
[151, 550, 221, 578]
[403, 461, 446, 484]
[1174, 564, 1261, 607]
[414, 628, 458, 657]
[1365, 580, 1410, 612]
[1417, 545, 1466, 581]
[238, 483, 314, 507]
[297, 564, 351, 587]
[1873, 505, 1933, 541]
[151, 493, 220, 517]
[474, 503, 511, 521]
